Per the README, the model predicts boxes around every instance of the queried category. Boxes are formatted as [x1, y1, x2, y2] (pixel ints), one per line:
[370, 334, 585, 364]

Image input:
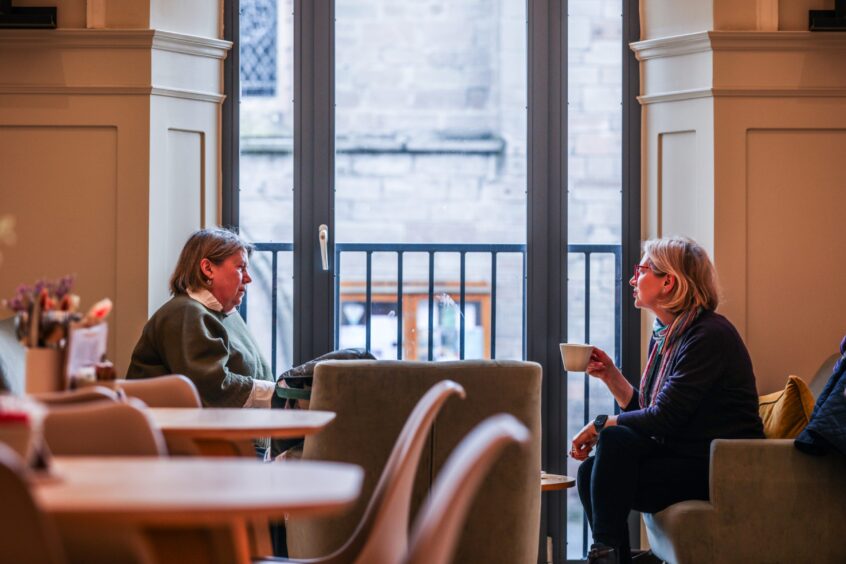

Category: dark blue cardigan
[617, 310, 764, 458]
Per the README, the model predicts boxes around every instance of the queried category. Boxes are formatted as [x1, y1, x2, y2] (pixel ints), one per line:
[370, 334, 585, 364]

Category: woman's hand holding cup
[585, 347, 622, 383]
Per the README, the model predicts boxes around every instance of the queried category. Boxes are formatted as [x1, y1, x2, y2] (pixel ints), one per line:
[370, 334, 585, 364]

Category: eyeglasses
[632, 263, 666, 282]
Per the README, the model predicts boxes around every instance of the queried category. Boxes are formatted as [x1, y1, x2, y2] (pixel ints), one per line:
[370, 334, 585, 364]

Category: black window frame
[222, 1, 641, 561]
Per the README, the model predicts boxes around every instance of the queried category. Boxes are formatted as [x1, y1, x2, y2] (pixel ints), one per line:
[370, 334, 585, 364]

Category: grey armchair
[644, 439, 846, 563]
[286, 360, 542, 564]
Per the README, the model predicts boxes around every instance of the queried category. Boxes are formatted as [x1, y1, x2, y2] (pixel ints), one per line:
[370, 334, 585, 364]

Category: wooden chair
[286, 360, 541, 564]
[404, 414, 530, 564]
[117, 375, 208, 455]
[34, 386, 119, 406]
[43, 398, 166, 456]
[118, 375, 202, 408]
[39, 399, 163, 563]
[0, 443, 67, 564]
[255, 379, 466, 564]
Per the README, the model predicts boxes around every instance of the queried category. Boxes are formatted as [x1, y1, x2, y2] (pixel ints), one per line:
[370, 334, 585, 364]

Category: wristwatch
[593, 414, 609, 433]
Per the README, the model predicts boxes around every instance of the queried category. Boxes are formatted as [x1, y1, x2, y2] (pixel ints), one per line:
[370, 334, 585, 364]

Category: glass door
[332, 0, 528, 361]
[233, 1, 632, 561]
[237, 0, 295, 375]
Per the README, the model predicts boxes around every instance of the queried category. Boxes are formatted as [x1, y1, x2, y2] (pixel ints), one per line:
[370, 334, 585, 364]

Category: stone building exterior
[239, 0, 622, 377]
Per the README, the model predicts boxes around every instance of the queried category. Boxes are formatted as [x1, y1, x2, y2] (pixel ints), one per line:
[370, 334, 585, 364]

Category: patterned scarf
[639, 308, 701, 408]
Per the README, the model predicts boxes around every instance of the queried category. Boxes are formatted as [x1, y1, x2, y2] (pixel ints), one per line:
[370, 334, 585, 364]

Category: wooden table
[146, 407, 338, 553]
[35, 456, 362, 564]
[541, 472, 576, 492]
[146, 407, 335, 441]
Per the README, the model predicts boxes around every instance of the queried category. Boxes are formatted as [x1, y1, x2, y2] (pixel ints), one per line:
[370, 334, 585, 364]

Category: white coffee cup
[559, 343, 594, 372]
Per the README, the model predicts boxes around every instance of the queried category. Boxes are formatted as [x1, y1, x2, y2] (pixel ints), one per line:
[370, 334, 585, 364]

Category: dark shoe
[588, 543, 619, 564]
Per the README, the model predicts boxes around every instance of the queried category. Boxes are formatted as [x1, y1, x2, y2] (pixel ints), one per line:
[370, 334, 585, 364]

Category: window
[239, 0, 278, 97]
[225, 1, 640, 560]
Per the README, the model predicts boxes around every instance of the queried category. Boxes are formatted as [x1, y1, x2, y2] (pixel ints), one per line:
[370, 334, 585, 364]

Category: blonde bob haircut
[169, 228, 254, 295]
[642, 236, 719, 314]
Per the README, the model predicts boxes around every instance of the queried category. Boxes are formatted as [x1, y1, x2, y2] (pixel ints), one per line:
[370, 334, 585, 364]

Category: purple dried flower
[55, 275, 75, 299]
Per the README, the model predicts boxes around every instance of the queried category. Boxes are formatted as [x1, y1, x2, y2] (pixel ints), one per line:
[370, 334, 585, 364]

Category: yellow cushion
[758, 375, 816, 439]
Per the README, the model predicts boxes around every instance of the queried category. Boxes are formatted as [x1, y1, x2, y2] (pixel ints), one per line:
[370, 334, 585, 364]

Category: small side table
[541, 471, 575, 492]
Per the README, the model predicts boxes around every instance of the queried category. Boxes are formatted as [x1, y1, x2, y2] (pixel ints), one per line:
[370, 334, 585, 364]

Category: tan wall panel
[780, 0, 829, 31]
[15, 0, 86, 28]
[0, 125, 118, 356]
[746, 129, 846, 390]
[14, 0, 151, 29]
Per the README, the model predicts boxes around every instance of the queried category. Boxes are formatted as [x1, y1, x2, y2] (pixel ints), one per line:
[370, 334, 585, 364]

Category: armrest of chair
[708, 438, 845, 519]
[647, 439, 846, 563]
[709, 439, 846, 562]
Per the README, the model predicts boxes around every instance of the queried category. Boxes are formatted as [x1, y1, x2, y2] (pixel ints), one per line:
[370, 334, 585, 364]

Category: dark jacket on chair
[795, 336, 846, 457]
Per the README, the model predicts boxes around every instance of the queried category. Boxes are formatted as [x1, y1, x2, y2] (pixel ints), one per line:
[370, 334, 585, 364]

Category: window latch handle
[319, 224, 329, 271]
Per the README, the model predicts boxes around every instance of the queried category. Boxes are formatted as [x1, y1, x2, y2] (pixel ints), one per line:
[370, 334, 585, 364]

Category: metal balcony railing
[242, 242, 622, 379]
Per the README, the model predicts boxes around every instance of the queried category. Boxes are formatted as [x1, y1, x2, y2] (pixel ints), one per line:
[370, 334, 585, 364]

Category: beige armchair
[286, 360, 542, 564]
[644, 439, 846, 563]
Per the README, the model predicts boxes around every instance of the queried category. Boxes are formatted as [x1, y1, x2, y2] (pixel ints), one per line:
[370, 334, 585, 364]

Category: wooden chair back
[0, 443, 67, 564]
[43, 398, 166, 456]
[118, 375, 202, 408]
[404, 414, 530, 564]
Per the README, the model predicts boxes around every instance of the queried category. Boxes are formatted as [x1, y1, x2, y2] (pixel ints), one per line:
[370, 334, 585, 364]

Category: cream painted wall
[641, 0, 835, 39]
[635, 2, 846, 394]
[640, 0, 713, 39]
[148, 95, 222, 312]
[0, 1, 229, 373]
[151, 0, 221, 37]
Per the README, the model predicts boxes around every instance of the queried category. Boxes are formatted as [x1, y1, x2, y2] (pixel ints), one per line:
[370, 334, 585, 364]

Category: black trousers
[576, 426, 709, 564]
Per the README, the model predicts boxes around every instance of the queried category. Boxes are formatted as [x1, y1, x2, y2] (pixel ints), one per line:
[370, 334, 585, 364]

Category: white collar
[187, 288, 237, 316]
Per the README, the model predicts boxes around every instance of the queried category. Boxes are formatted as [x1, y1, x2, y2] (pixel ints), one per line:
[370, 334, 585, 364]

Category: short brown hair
[169, 228, 254, 295]
[643, 236, 719, 314]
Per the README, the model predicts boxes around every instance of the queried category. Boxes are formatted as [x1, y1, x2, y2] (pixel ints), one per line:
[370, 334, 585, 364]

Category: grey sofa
[286, 359, 542, 564]
[644, 439, 846, 563]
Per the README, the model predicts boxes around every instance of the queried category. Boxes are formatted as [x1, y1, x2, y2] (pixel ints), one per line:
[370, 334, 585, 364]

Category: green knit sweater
[126, 294, 273, 408]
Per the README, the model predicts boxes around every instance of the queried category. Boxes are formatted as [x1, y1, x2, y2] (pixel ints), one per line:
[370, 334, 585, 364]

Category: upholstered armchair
[285, 360, 542, 564]
[644, 439, 846, 563]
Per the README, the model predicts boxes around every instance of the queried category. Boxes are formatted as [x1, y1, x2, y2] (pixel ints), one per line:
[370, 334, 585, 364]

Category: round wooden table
[146, 407, 336, 441]
[35, 456, 363, 564]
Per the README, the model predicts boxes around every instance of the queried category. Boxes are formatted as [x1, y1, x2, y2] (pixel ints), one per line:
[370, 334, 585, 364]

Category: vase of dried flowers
[3, 276, 112, 393]
[23, 348, 63, 393]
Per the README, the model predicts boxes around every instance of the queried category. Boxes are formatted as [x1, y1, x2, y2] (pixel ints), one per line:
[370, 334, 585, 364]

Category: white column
[635, 0, 846, 392]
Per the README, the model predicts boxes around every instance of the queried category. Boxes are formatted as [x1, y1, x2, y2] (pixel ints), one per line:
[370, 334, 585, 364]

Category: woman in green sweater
[126, 228, 275, 409]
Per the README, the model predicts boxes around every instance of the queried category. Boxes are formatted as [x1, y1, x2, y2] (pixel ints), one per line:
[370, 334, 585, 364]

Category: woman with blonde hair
[571, 236, 763, 564]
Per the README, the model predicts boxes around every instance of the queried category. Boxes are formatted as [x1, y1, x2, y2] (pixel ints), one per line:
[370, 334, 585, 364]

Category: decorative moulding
[0, 84, 225, 103]
[639, 87, 846, 105]
[631, 31, 846, 61]
[0, 29, 231, 59]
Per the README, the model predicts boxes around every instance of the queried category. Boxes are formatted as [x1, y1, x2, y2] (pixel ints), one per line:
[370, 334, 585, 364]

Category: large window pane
[239, 0, 295, 374]
[567, 0, 623, 559]
[334, 0, 527, 360]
